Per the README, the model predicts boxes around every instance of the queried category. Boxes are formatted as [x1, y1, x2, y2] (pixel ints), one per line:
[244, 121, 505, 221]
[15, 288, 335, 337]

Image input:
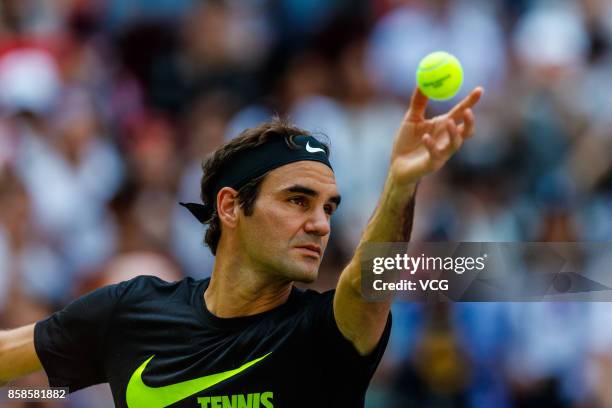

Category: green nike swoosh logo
[126, 353, 271, 408]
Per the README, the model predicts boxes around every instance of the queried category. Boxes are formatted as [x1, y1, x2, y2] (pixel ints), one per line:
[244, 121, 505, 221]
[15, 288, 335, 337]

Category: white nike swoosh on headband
[305, 141, 325, 154]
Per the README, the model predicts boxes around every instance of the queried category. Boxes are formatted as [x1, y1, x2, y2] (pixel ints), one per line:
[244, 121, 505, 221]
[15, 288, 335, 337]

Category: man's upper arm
[0, 324, 42, 385]
[333, 268, 391, 357]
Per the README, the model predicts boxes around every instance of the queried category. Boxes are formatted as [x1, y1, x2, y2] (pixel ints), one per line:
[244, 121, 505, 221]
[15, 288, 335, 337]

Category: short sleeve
[34, 281, 128, 392]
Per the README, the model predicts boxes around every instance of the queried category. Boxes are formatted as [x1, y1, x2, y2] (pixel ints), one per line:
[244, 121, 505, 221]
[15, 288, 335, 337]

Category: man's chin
[285, 262, 319, 284]
[292, 272, 317, 284]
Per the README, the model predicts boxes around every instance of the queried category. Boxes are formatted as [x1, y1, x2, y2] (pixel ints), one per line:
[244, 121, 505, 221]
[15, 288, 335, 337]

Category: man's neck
[205, 248, 293, 318]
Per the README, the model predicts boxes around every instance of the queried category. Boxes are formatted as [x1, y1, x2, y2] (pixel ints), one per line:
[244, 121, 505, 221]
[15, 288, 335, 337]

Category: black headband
[180, 135, 333, 224]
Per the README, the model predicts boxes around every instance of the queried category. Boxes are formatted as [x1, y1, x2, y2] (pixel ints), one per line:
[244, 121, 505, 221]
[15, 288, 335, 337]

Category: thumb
[406, 87, 428, 122]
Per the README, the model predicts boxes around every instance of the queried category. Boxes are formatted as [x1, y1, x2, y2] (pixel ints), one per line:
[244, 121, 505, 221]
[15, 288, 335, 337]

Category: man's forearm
[0, 330, 8, 385]
[0, 325, 41, 384]
[0, 331, 5, 385]
[341, 178, 417, 292]
[363, 179, 417, 243]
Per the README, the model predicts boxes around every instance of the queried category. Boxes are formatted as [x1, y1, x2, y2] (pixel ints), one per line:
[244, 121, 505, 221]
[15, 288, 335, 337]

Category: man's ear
[217, 187, 240, 228]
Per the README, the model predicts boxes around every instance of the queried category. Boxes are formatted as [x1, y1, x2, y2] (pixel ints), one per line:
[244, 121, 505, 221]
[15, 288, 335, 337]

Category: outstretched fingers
[422, 118, 463, 170]
[448, 87, 483, 122]
[457, 108, 475, 140]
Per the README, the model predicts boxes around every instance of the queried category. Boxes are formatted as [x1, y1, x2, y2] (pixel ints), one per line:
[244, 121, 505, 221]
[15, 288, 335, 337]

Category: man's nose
[304, 208, 331, 236]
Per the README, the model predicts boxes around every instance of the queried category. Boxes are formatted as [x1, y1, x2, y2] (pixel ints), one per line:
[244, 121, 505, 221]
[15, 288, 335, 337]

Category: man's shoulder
[113, 275, 201, 303]
[119, 274, 196, 289]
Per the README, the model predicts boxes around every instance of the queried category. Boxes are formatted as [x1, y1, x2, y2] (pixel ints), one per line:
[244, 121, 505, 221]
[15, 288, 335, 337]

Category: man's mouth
[294, 244, 322, 257]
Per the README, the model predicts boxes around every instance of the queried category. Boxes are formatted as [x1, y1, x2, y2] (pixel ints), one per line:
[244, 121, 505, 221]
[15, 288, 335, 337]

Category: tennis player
[0, 86, 482, 407]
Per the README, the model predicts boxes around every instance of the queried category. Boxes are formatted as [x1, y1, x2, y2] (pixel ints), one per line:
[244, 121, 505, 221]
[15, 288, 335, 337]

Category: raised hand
[389, 86, 484, 186]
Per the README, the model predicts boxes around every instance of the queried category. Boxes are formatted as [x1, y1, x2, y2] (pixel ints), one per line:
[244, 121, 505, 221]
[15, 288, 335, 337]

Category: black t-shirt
[34, 276, 391, 408]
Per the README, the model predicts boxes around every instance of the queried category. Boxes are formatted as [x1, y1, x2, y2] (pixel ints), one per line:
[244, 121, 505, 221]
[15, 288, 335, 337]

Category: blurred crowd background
[1, 0, 612, 406]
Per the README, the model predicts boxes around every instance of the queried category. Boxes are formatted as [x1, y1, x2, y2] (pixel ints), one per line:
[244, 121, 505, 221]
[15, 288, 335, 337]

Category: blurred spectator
[0, 47, 60, 116]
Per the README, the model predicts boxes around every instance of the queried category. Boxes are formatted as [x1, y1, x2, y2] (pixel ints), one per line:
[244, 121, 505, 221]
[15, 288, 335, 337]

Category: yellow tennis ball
[416, 51, 463, 100]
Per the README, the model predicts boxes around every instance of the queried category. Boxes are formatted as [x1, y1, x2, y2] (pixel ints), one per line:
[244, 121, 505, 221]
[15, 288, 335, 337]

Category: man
[0, 86, 482, 407]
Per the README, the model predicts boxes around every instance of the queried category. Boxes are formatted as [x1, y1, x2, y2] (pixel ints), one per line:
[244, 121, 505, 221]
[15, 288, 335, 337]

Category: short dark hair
[200, 118, 330, 254]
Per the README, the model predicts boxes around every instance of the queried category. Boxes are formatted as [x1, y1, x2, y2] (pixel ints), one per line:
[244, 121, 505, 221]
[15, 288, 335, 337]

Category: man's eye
[324, 204, 335, 215]
[289, 197, 306, 206]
